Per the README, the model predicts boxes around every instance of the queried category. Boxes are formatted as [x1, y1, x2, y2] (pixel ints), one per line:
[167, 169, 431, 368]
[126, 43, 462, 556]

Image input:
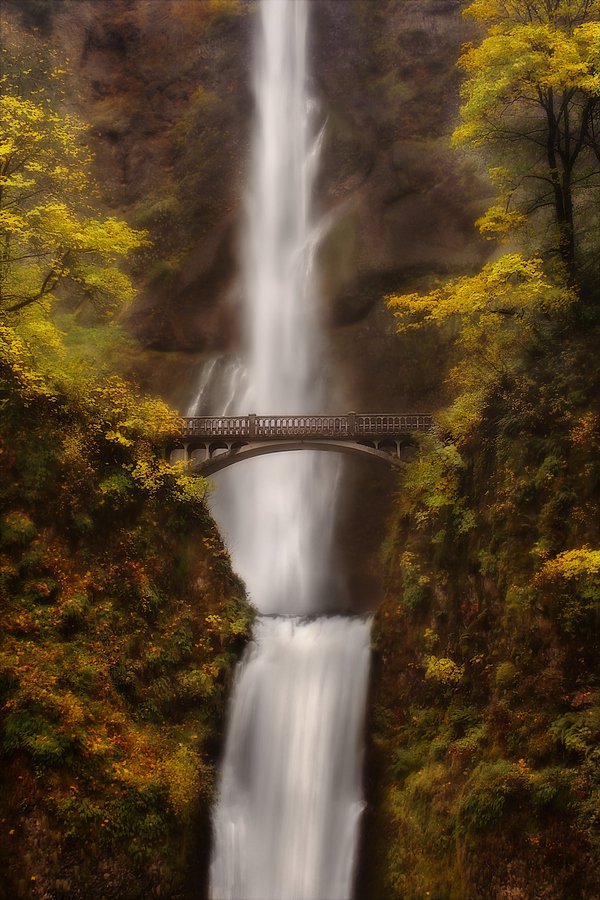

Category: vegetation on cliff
[0, 24, 250, 900]
[370, 2, 600, 897]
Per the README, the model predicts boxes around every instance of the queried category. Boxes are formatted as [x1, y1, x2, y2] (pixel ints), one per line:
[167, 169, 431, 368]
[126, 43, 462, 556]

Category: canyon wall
[8, 0, 494, 607]
[14, 0, 490, 409]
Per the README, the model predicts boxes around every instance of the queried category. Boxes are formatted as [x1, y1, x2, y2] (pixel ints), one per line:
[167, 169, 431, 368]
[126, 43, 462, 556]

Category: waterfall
[207, 2, 372, 897]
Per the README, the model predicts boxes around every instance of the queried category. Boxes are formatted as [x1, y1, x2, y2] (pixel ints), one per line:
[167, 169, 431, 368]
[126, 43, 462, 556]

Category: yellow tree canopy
[0, 41, 147, 316]
[454, 0, 600, 270]
[386, 255, 576, 436]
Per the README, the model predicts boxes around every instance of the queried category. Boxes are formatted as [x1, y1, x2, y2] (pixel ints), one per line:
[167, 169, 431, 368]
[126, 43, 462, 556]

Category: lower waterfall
[209, 616, 371, 900]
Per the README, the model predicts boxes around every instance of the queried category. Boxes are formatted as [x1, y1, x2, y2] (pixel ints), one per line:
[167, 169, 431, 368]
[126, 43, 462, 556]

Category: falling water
[207, 1, 371, 898]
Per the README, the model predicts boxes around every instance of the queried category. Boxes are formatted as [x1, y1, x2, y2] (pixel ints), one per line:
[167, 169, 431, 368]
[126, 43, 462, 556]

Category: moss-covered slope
[0, 318, 251, 899]
[365, 314, 600, 899]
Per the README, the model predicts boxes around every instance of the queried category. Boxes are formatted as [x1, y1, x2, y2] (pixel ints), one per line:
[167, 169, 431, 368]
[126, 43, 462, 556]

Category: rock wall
[9, 0, 492, 606]
[15, 0, 490, 394]
[315, 0, 488, 320]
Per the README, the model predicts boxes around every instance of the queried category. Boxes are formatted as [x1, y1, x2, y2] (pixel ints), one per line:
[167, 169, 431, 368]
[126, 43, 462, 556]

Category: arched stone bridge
[168, 413, 433, 475]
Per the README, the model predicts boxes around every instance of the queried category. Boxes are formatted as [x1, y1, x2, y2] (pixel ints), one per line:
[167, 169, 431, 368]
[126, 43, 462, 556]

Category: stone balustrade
[181, 413, 433, 440]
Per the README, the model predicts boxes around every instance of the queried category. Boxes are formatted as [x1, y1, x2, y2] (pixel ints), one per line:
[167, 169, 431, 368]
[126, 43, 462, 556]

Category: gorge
[2, 1, 600, 899]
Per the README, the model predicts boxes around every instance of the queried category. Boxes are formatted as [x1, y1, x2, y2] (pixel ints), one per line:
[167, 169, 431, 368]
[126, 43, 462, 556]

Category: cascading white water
[207, 2, 371, 898]
[210, 617, 370, 900]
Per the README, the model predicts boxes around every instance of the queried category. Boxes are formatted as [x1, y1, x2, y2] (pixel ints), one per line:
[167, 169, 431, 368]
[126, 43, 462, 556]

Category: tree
[0, 32, 147, 316]
[454, 0, 600, 276]
[386, 254, 576, 437]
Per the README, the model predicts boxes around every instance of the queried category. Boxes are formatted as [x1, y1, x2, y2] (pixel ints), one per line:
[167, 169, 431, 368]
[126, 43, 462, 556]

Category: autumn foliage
[0, 22, 251, 898]
[372, 3, 600, 898]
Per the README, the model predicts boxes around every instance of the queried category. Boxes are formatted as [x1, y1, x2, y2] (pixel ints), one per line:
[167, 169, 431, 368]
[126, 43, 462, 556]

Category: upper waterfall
[209, 0, 339, 618]
[244, 0, 323, 413]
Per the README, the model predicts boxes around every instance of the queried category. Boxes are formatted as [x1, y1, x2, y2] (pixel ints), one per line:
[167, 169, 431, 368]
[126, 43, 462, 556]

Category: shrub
[535, 548, 600, 634]
[0, 511, 36, 546]
[58, 593, 89, 636]
[425, 655, 464, 687]
[495, 661, 518, 691]
[163, 745, 206, 818]
[457, 760, 529, 833]
[531, 766, 574, 811]
[549, 709, 600, 756]
[3, 708, 74, 766]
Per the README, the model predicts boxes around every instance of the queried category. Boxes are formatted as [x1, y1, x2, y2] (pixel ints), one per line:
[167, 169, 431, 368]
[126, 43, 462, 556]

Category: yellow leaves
[204, 613, 224, 634]
[0, 322, 56, 405]
[464, 0, 600, 28]
[0, 137, 17, 158]
[0, 209, 28, 232]
[163, 745, 204, 817]
[454, 0, 600, 261]
[535, 547, 600, 634]
[18, 308, 66, 356]
[475, 204, 528, 238]
[129, 455, 173, 495]
[0, 66, 148, 317]
[62, 216, 149, 258]
[387, 256, 575, 445]
[536, 547, 600, 583]
[544, 23, 600, 91]
[385, 290, 439, 330]
[570, 412, 600, 449]
[105, 430, 135, 448]
[171, 471, 208, 506]
[462, 0, 504, 21]
[424, 655, 464, 686]
[387, 255, 575, 336]
[454, 22, 599, 123]
[0, 171, 35, 192]
[70, 266, 137, 312]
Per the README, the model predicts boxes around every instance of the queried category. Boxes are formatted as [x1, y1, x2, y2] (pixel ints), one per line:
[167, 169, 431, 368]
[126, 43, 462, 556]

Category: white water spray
[207, 2, 371, 897]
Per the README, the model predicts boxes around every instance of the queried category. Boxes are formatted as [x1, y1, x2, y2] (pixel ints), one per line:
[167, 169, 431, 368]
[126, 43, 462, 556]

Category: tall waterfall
[207, 2, 371, 897]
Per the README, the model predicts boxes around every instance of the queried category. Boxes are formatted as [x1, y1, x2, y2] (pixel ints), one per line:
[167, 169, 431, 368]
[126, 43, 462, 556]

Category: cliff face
[360, 319, 600, 898]
[315, 0, 487, 325]
[25, 0, 252, 355]
[17, 0, 489, 404]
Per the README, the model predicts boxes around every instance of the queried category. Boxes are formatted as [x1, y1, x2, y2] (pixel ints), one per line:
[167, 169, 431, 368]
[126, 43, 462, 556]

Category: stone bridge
[168, 413, 433, 475]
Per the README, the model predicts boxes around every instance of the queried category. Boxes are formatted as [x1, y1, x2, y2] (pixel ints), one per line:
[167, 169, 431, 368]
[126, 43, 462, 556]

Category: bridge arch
[187, 439, 406, 476]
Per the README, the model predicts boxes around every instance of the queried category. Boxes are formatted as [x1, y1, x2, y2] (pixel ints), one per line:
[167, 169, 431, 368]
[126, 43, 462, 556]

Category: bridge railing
[181, 414, 433, 439]
[183, 416, 250, 437]
[355, 415, 432, 434]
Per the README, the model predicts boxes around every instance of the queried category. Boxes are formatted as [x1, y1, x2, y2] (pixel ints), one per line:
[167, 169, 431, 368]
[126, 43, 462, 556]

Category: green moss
[369, 277, 600, 897]
[495, 662, 517, 691]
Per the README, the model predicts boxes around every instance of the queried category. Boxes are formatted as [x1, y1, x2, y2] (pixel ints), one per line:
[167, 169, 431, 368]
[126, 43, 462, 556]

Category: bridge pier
[168, 442, 210, 465]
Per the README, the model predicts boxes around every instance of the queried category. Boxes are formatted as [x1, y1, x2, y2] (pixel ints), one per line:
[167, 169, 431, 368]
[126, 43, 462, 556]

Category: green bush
[3, 708, 74, 766]
[531, 766, 574, 811]
[495, 661, 518, 691]
[457, 760, 529, 833]
[0, 511, 36, 546]
[58, 593, 89, 636]
[549, 709, 600, 756]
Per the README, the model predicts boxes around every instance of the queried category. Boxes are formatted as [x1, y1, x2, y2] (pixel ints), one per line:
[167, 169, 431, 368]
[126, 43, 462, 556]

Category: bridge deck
[181, 413, 433, 441]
